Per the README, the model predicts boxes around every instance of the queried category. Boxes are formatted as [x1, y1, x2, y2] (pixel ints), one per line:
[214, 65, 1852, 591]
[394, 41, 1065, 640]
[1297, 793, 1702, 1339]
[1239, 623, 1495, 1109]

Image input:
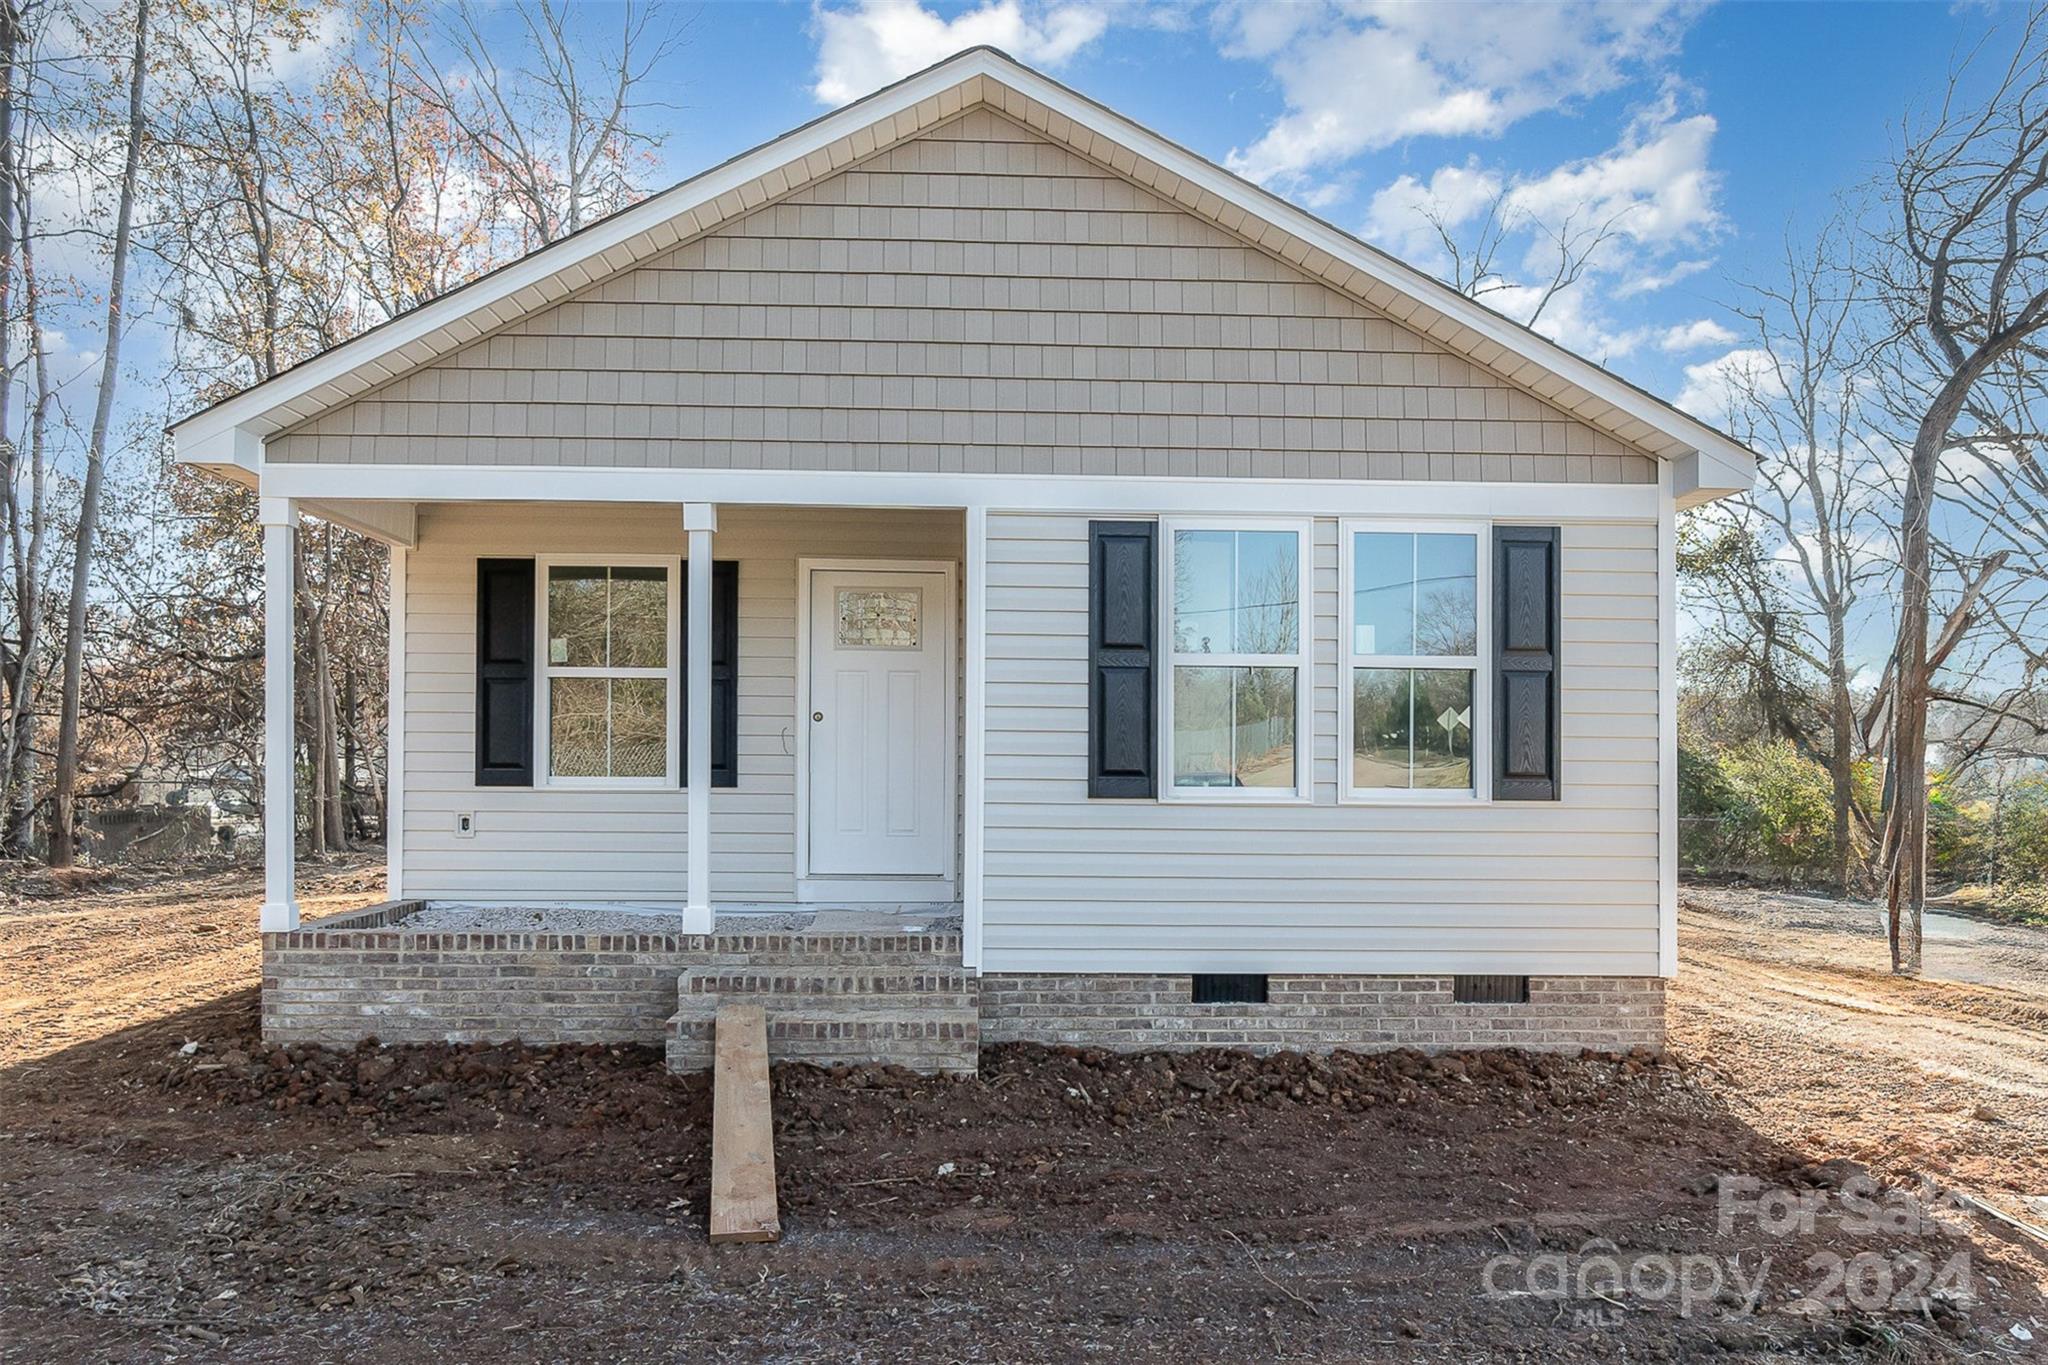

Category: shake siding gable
[981, 512, 1661, 976]
[269, 108, 1657, 485]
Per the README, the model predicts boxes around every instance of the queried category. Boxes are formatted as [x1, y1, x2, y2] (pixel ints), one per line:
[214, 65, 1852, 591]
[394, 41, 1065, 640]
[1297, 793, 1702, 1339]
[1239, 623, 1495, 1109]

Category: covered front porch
[254, 496, 986, 959]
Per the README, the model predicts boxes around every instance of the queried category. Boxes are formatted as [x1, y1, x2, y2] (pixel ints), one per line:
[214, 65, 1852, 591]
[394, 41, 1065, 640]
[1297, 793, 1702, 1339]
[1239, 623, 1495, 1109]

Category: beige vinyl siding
[272, 108, 1656, 486]
[981, 512, 1661, 975]
[402, 503, 962, 905]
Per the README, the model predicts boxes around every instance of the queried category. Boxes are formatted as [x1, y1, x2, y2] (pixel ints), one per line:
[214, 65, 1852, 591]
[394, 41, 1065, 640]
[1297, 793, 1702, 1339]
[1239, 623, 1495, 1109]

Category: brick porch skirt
[261, 903, 1665, 1055]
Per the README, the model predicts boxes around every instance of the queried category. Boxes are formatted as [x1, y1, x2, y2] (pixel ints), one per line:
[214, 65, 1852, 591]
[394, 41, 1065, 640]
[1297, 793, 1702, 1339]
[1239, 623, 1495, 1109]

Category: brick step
[702, 933, 963, 961]
[679, 967, 973, 999]
[666, 1005, 978, 1076]
[675, 991, 976, 1017]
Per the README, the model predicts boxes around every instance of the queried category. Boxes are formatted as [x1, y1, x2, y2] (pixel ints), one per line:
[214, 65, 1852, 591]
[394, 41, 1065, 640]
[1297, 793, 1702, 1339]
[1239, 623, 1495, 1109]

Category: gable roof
[171, 46, 1755, 506]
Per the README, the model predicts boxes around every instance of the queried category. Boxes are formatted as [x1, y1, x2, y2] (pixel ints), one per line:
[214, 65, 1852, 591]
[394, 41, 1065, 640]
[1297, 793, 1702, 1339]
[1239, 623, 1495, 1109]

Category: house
[171, 48, 1755, 1072]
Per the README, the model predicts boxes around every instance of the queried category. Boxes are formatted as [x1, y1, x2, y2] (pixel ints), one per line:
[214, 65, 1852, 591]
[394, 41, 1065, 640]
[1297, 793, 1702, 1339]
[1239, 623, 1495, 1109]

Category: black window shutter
[475, 558, 535, 786]
[681, 561, 739, 789]
[1089, 520, 1157, 798]
[1493, 526, 1561, 801]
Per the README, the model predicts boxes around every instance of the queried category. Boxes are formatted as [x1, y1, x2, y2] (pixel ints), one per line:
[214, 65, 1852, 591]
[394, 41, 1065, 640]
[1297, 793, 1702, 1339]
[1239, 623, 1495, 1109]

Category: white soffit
[169, 47, 1757, 501]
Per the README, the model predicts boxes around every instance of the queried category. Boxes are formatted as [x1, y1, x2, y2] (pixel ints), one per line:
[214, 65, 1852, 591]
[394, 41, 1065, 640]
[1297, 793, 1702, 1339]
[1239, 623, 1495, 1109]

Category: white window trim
[1157, 516, 1314, 804]
[1337, 518, 1493, 805]
[533, 553, 682, 790]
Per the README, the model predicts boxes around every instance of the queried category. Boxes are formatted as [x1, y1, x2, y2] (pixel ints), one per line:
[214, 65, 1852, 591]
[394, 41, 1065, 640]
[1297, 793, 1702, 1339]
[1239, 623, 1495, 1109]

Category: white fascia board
[258, 463, 1664, 521]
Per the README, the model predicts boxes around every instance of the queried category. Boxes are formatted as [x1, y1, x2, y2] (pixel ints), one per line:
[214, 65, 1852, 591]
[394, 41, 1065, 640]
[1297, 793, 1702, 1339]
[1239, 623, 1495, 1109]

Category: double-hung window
[536, 558, 680, 786]
[1160, 518, 1312, 801]
[1342, 522, 1488, 800]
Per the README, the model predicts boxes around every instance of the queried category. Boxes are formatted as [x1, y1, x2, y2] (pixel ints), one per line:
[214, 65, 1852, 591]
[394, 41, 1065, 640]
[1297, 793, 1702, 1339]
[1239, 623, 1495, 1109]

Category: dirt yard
[2, 866, 2044, 1363]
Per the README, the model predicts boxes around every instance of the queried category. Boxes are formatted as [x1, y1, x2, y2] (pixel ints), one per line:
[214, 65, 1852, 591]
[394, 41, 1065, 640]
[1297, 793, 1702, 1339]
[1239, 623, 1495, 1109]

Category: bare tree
[1417, 186, 1635, 328]
[408, 0, 680, 248]
[1941, 358, 2048, 711]
[2, 121, 54, 854]
[1684, 224, 1893, 891]
[1867, 12, 2048, 971]
[49, 0, 148, 867]
[140, 0, 678, 865]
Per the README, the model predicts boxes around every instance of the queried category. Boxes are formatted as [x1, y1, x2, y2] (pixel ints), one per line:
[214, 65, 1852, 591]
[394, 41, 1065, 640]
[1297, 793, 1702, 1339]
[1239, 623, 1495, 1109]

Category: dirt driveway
[1, 866, 2044, 1363]
[1676, 888, 2048, 1234]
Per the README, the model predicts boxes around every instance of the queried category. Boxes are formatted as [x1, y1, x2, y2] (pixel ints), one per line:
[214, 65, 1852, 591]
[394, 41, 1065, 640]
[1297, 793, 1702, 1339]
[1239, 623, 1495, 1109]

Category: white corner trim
[963, 507, 987, 974]
[1658, 465, 1680, 977]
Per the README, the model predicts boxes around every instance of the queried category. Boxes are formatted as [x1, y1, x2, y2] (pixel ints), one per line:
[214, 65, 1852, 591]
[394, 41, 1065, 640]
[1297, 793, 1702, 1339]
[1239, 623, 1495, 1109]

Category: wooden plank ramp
[709, 1002, 781, 1244]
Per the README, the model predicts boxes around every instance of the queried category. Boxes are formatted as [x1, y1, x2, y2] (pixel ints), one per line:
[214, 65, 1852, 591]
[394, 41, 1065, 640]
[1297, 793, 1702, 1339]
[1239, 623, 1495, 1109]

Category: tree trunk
[1882, 391, 1964, 974]
[341, 664, 356, 836]
[313, 608, 346, 851]
[1827, 616, 1855, 895]
[0, 0, 26, 853]
[301, 671, 325, 857]
[49, 0, 149, 868]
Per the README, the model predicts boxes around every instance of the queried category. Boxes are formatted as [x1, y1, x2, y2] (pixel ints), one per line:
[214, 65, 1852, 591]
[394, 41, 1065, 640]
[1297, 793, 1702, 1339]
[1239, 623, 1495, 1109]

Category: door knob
[812, 711, 824, 722]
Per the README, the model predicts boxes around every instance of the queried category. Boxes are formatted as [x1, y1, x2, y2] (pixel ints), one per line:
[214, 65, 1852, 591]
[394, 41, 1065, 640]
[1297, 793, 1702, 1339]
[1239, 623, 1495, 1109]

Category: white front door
[806, 568, 952, 882]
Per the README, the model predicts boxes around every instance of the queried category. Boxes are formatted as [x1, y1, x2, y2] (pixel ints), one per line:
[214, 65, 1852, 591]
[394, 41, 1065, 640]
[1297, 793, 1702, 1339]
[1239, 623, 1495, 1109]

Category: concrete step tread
[671, 998, 974, 1019]
[701, 935, 963, 956]
[679, 970, 974, 994]
[673, 998, 978, 1020]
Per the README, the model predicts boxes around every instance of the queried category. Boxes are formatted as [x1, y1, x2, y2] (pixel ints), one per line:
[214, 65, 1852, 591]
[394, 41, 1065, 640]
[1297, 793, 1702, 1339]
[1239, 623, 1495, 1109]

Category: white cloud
[1363, 160, 1504, 265]
[1485, 281, 1661, 361]
[254, 4, 354, 91]
[1221, 1, 1699, 191]
[1615, 256, 1712, 297]
[1676, 347, 1783, 421]
[1358, 94, 1724, 362]
[1501, 92, 1721, 254]
[810, 0, 1110, 104]
[1658, 318, 1737, 352]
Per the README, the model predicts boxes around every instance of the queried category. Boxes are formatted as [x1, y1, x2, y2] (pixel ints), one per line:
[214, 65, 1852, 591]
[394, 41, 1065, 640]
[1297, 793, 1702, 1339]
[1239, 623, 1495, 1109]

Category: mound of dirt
[110, 1032, 709, 1135]
[110, 1014, 1691, 1142]
[779, 1040, 1692, 1131]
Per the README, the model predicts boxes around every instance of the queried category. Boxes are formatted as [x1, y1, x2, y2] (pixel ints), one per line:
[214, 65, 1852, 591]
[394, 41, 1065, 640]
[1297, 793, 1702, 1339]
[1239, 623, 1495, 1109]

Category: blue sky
[587, 0, 2003, 424]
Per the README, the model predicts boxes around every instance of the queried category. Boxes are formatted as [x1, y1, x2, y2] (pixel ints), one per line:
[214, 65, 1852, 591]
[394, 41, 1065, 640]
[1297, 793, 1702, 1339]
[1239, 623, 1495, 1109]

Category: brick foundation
[264, 905, 1666, 1056]
[978, 974, 1666, 1053]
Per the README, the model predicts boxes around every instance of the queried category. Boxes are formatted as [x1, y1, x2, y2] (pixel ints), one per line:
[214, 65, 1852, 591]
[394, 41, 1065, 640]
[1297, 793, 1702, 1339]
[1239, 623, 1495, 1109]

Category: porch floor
[389, 901, 961, 938]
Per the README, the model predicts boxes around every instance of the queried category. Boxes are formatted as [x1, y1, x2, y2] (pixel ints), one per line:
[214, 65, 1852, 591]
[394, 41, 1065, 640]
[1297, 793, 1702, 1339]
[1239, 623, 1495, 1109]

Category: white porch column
[684, 502, 717, 932]
[259, 497, 299, 931]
